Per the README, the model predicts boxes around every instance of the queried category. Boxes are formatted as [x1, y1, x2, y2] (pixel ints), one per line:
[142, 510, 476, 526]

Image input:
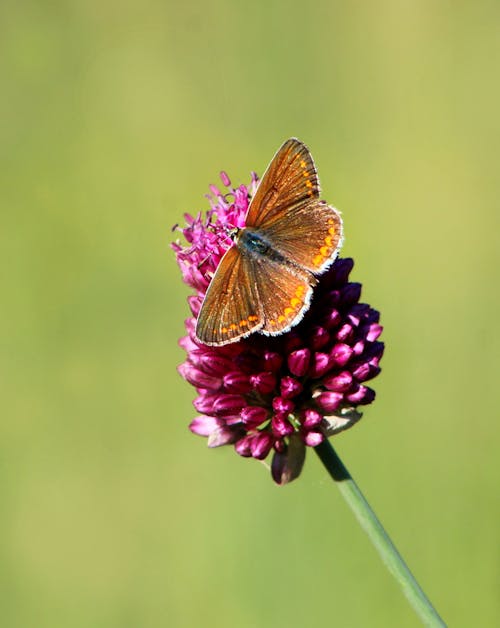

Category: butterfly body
[237, 228, 301, 271]
[195, 138, 343, 346]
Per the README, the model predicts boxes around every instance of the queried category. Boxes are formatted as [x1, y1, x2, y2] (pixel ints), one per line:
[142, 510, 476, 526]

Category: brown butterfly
[195, 138, 343, 346]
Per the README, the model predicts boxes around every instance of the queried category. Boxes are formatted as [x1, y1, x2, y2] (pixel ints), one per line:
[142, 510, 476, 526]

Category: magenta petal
[366, 323, 383, 342]
[272, 397, 295, 415]
[178, 363, 222, 391]
[250, 372, 276, 394]
[223, 371, 252, 393]
[220, 171, 231, 186]
[330, 343, 353, 367]
[346, 385, 376, 405]
[288, 348, 311, 377]
[193, 394, 218, 413]
[309, 352, 331, 378]
[199, 354, 235, 376]
[250, 432, 273, 460]
[189, 415, 222, 436]
[271, 413, 295, 437]
[315, 391, 343, 412]
[336, 323, 354, 342]
[240, 406, 268, 426]
[188, 295, 203, 317]
[213, 394, 246, 416]
[302, 409, 322, 428]
[303, 430, 324, 447]
[323, 370, 353, 392]
[352, 362, 381, 382]
[235, 436, 253, 457]
[280, 376, 303, 399]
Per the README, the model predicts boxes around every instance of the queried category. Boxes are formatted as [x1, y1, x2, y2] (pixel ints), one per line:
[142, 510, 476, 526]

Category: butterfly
[195, 138, 343, 346]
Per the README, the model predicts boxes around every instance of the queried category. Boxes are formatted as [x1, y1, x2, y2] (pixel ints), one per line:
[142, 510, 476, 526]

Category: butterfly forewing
[195, 246, 263, 345]
[246, 138, 320, 228]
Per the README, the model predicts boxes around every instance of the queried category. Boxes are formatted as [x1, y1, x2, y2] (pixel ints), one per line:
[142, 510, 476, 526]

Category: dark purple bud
[250, 432, 273, 460]
[302, 409, 322, 428]
[189, 415, 221, 436]
[309, 325, 330, 350]
[250, 372, 276, 394]
[263, 351, 283, 372]
[288, 348, 311, 377]
[303, 430, 324, 447]
[348, 303, 370, 326]
[330, 343, 353, 367]
[274, 439, 286, 453]
[223, 371, 252, 393]
[309, 352, 331, 378]
[272, 396, 295, 414]
[240, 406, 269, 426]
[322, 308, 342, 329]
[271, 435, 306, 485]
[271, 413, 295, 437]
[280, 376, 303, 399]
[346, 385, 376, 405]
[340, 282, 361, 306]
[213, 394, 246, 416]
[331, 257, 354, 284]
[199, 354, 236, 376]
[235, 352, 261, 373]
[336, 322, 354, 342]
[284, 332, 303, 353]
[323, 370, 353, 392]
[315, 391, 343, 412]
[178, 363, 222, 391]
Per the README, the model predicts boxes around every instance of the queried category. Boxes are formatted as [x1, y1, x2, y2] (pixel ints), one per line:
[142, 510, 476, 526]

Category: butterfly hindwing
[245, 138, 320, 229]
[249, 256, 314, 335]
[196, 246, 263, 345]
[256, 199, 343, 275]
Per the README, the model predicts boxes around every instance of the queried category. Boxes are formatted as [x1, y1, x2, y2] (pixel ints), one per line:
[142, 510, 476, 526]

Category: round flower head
[173, 172, 383, 484]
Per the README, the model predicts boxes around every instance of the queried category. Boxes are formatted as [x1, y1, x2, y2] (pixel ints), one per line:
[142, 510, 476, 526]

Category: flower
[173, 172, 384, 484]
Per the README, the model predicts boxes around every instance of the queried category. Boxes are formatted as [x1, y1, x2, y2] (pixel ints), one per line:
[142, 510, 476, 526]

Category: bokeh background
[1, 1, 499, 626]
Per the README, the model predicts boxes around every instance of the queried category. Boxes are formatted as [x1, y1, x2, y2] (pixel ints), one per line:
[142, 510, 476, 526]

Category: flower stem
[314, 440, 446, 627]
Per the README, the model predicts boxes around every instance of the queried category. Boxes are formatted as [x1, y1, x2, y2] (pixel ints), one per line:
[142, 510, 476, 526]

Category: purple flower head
[172, 171, 384, 485]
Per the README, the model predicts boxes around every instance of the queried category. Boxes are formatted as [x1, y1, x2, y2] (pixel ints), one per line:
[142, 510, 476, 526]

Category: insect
[195, 138, 343, 346]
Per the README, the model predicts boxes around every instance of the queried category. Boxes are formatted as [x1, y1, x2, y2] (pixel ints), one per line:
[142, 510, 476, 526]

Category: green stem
[314, 440, 446, 627]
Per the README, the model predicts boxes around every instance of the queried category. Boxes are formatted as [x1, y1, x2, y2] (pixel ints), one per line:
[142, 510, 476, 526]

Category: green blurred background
[1, 1, 498, 626]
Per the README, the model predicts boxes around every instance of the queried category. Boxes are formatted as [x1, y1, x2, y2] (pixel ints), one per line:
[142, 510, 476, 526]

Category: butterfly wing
[246, 138, 343, 275]
[250, 257, 314, 336]
[245, 138, 320, 228]
[257, 199, 343, 275]
[195, 246, 263, 346]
